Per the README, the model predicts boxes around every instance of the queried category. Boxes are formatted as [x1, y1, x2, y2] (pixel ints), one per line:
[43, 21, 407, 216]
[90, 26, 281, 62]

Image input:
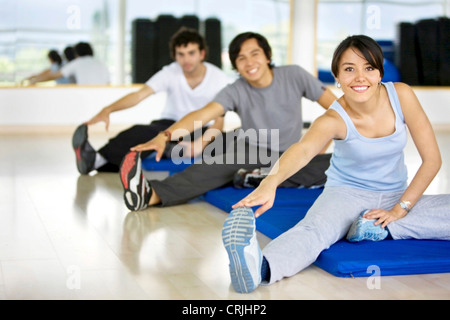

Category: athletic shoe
[72, 124, 96, 175]
[346, 210, 389, 242]
[233, 168, 268, 188]
[222, 206, 262, 293]
[120, 151, 151, 211]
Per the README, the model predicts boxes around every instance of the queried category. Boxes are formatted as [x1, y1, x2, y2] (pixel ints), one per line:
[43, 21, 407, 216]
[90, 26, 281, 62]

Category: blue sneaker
[347, 210, 388, 242]
[222, 207, 262, 293]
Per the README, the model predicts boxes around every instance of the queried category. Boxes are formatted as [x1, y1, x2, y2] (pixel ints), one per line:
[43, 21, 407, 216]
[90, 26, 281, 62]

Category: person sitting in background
[22, 50, 73, 85]
[25, 42, 110, 85]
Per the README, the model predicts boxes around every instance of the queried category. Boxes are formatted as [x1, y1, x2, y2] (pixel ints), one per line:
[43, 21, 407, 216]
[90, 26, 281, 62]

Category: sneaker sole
[120, 151, 148, 211]
[222, 207, 260, 293]
[72, 124, 90, 174]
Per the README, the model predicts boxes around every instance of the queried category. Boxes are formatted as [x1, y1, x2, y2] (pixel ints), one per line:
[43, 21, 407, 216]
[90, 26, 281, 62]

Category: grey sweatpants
[262, 186, 450, 284]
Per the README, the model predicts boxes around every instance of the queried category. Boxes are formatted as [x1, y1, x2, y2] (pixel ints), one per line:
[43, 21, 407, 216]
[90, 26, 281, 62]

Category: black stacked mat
[396, 17, 450, 86]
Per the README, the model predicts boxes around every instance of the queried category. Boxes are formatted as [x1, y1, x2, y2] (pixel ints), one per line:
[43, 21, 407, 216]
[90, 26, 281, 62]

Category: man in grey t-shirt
[120, 32, 337, 211]
[214, 64, 325, 152]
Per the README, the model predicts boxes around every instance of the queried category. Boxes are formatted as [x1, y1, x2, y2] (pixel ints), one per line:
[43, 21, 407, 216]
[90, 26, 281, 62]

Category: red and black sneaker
[72, 124, 96, 175]
[120, 151, 151, 211]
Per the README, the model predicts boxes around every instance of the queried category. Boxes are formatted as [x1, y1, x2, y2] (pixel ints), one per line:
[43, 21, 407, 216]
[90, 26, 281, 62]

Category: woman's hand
[232, 178, 278, 217]
[363, 208, 408, 229]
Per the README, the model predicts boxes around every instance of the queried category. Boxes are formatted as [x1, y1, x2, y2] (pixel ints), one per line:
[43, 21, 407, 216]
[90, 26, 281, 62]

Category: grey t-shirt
[214, 65, 326, 152]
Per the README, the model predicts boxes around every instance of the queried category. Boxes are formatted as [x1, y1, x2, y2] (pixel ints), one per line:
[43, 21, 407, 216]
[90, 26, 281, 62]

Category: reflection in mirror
[0, 0, 290, 86]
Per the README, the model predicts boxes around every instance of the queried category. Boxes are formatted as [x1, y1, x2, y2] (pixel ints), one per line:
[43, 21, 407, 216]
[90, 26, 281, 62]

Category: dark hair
[74, 42, 94, 57]
[331, 35, 384, 78]
[169, 27, 207, 60]
[48, 50, 62, 66]
[64, 46, 76, 61]
[228, 32, 273, 70]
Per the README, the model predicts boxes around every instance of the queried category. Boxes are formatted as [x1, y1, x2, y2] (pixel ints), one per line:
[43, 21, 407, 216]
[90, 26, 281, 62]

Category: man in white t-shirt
[27, 42, 110, 85]
[72, 27, 230, 175]
[60, 42, 110, 85]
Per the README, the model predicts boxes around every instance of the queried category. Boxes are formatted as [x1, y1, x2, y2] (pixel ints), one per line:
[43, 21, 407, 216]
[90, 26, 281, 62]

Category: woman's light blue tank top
[325, 82, 408, 192]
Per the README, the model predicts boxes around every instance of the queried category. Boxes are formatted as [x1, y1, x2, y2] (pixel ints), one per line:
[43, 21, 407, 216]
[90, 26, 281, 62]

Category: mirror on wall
[0, 0, 290, 86]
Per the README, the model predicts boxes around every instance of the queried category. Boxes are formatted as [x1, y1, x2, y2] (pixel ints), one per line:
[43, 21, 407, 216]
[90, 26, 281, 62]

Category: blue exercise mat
[316, 239, 450, 278]
[202, 186, 323, 239]
[203, 186, 450, 277]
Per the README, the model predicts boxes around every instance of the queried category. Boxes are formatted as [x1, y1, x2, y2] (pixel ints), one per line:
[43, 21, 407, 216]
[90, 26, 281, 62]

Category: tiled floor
[0, 129, 449, 300]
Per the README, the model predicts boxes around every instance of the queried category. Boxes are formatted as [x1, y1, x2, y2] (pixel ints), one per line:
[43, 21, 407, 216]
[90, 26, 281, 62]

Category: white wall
[0, 86, 448, 133]
[0, 86, 165, 127]
[0, 86, 241, 133]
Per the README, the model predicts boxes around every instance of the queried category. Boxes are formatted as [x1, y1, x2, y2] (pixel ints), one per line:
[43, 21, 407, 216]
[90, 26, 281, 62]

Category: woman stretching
[222, 35, 450, 293]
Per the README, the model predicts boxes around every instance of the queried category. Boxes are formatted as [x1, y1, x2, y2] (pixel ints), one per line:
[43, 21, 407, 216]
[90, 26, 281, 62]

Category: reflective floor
[0, 129, 449, 300]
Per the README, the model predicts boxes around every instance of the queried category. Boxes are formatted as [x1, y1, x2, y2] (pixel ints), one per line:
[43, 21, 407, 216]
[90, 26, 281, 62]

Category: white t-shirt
[146, 62, 231, 121]
[61, 56, 110, 85]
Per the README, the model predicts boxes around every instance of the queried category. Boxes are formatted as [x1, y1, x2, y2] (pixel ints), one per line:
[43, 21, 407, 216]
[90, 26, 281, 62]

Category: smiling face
[335, 47, 382, 103]
[234, 38, 273, 88]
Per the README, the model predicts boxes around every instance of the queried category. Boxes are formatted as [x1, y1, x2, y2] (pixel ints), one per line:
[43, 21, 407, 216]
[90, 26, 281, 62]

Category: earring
[336, 82, 341, 88]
